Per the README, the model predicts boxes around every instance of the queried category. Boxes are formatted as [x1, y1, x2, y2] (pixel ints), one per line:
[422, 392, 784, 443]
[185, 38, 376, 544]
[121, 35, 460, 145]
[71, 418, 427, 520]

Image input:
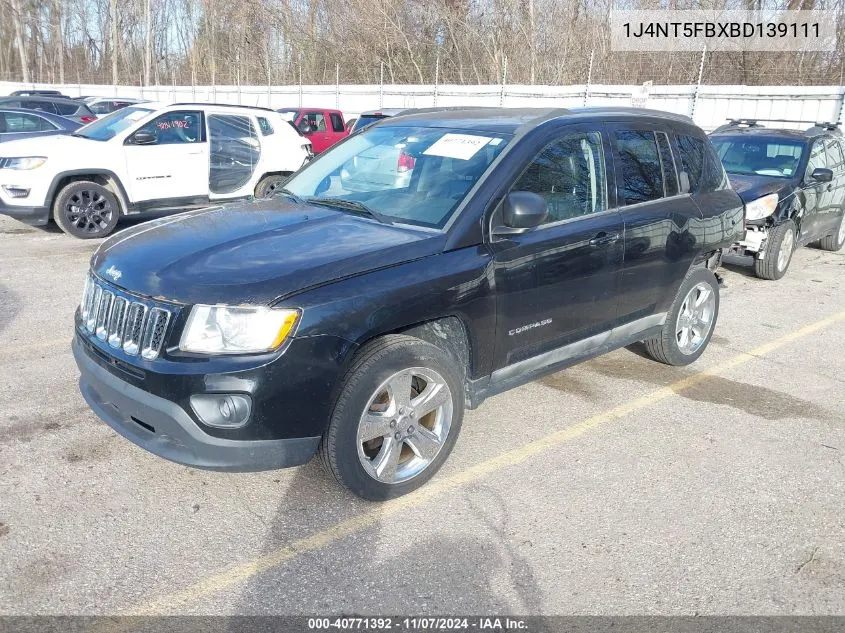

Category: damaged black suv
[710, 119, 845, 279]
[74, 108, 743, 500]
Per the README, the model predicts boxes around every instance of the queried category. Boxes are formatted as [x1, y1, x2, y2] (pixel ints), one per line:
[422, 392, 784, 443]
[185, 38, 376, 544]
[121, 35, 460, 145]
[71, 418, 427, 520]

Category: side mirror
[131, 130, 157, 145]
[493, 191, 549, 236]
[297, 120, 313, 134]
[810, 167, 833, 183]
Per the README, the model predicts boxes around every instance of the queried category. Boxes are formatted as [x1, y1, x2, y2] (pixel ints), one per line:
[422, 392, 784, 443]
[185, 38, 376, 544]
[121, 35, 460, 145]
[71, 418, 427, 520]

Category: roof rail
[805, 121, 842, 136]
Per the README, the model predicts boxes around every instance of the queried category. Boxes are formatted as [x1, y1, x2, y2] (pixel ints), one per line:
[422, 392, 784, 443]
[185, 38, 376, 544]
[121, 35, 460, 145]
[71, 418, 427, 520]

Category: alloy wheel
[675, 282, 716, 356]
[777, 227, 795, 272]
[65, 189, 113, 235]
[356, 367, 453, 484]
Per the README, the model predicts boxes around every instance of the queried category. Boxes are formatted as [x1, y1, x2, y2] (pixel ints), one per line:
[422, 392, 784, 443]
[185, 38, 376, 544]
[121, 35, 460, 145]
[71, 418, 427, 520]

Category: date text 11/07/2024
[307, 617, 529, 631]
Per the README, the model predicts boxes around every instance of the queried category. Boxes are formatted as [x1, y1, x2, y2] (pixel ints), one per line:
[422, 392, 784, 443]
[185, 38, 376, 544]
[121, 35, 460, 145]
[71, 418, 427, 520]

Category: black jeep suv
[710, 120, 845, 280]
[73, 107, 743, 500]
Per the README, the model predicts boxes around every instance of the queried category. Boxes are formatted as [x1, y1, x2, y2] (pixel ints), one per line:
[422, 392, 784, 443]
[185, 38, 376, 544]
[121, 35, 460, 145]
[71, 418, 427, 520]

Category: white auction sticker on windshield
[423, 133, 492, 160]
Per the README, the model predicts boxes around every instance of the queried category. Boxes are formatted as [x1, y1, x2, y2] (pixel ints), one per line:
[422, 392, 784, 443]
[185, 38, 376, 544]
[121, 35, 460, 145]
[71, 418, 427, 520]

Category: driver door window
[135, 111, 203, 145]
[512, 131, 607, 224]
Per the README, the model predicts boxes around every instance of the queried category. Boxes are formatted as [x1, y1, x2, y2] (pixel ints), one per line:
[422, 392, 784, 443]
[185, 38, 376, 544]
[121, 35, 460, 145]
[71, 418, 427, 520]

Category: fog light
[2, 186, 30, 199]
[190, 394, 251, 428]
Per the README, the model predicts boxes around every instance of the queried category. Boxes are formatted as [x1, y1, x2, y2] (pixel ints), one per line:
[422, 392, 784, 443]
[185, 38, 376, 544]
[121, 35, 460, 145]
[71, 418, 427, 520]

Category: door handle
[589, 231, 621, 247]
[187, 150, 203, 155]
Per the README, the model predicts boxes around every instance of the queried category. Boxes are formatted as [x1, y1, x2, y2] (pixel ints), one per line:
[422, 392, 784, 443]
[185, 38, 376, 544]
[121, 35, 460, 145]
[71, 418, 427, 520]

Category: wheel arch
[47, 169, 130, 217]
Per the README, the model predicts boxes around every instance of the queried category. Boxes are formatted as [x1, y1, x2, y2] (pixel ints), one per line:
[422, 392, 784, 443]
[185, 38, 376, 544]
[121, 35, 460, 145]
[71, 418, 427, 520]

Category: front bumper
[73, 336, 320, 472]
[727, 224, 767, 257]
[0, 199, 49, 225]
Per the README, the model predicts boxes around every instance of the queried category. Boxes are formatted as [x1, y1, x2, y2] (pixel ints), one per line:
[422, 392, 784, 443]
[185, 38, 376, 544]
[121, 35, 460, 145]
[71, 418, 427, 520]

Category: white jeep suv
[0, 102, 313, 238]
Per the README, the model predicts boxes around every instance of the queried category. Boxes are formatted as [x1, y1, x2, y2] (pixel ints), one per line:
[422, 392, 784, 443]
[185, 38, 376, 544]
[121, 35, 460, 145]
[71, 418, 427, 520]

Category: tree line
[1, 0, 843, 87]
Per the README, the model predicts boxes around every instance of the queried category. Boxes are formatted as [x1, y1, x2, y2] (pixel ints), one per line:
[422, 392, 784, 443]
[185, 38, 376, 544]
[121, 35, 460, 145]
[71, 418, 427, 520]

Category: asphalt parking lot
[1, 214, 844, 616]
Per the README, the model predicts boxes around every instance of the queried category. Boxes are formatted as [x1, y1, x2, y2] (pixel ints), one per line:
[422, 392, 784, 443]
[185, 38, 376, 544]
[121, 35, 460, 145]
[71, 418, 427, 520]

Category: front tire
[254, 173, 289, 199]
[818, 215, 845, 252]
[753, 220, 796, 280]
[53, 181, 120, 239]
[318, 335, 465, 501]
[643, 267, 720, 366]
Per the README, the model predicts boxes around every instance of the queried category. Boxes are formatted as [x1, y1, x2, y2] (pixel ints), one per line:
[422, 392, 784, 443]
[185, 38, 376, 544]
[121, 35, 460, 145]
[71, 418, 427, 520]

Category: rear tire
[818, 215, 845, 252]
[753, 220, 795, 280]
[318, 335, 465, 501]
[643, 267, 720, 366]
[53, 180, 120, 239]
[254, 173, 289, 199]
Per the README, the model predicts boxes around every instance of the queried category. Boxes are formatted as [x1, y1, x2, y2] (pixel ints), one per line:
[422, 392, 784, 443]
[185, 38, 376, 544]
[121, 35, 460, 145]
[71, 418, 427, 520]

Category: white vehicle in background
[0, 102, 312, 238]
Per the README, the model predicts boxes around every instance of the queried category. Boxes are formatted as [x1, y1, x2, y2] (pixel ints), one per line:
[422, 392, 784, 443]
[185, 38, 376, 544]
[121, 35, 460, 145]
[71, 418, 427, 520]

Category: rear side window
[677, 134, 724, 193]
[89, 101, 111, 114]
[330, 112, 344, 133]
[54, 102, 82, 116]
[22, 100, 56, 114]
[257, 117, 274, 136]
[656, 132, 679, 196]
[615, 130, 663, 205]
[1, 112, 57, 132]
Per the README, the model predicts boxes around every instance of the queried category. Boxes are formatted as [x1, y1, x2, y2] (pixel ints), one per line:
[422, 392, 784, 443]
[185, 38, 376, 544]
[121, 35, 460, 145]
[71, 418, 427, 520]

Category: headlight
[1, 157, 47, 170]
[744, 193, 779, 221]
[179, 305, 300, 354]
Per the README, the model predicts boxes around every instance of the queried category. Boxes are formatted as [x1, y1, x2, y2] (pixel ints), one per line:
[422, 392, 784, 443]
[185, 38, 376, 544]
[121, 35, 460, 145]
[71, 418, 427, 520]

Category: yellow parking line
[119, 308, 845, 614]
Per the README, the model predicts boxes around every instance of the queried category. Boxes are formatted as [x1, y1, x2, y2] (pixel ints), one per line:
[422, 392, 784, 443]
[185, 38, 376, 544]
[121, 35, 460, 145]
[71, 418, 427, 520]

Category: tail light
[397, 152, 416, 173]
[80, 115, 97, 124]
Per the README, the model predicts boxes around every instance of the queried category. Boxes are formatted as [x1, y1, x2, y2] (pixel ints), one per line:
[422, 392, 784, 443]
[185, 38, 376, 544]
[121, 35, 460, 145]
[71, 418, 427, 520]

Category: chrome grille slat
[95, 291, 114, 341]
[123, 303, 148, 356]
[86, 284, 102, 332]
[80, 275, 173, 360]
[141, 308, 170, 360]
[107, 296, 129, 348]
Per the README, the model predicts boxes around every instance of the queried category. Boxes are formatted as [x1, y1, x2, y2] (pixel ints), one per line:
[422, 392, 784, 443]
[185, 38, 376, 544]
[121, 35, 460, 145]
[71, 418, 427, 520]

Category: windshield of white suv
[73, 106, 154, 141]
[711, 136, 805, 178]
[284, 126, 511, 229]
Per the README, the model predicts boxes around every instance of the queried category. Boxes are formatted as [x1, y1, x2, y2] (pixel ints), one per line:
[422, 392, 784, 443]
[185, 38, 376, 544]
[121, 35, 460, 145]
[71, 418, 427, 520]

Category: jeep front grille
[80, 275, 173, 360]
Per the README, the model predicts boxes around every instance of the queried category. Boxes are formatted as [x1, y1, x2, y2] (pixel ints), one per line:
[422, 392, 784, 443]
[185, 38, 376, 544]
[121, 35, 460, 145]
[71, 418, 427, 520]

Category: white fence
[2, 80, 843, 131]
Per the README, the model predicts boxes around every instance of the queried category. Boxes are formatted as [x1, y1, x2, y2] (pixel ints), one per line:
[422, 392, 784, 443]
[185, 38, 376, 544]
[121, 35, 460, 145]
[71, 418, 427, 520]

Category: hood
[0, 133, 98, 155]
[91, 199, 446, 305]
[727, 173, 793, 203]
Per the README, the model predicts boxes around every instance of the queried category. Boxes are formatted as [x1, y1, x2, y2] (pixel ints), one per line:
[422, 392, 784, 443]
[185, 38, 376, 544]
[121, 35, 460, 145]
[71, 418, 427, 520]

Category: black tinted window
[257, 117, 274, 136]
[616, 130, 663, 204]
[677, 134, 724, 193]
[54, 102, 81, 115]
[656, 132, 679, 196]
[351, 115, 387, 132]
[330, 112, 344, 133]
[513, 131, 607, 223]
[22, 100, 56, 113]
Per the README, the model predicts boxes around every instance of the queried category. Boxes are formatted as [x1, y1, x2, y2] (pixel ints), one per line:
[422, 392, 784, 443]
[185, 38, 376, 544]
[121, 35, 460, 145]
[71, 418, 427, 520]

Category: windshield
[711, 137, 805, 178]
[350, 115, 387, 133]
[278, 109, 299, 122]
[74, 106, 154, 141]
[284, 126, 511, 229]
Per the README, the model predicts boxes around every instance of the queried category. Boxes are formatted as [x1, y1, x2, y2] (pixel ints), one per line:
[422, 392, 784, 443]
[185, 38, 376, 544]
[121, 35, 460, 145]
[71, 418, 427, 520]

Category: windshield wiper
[276, 188, 305, 204]
[306, 197, 393, 225]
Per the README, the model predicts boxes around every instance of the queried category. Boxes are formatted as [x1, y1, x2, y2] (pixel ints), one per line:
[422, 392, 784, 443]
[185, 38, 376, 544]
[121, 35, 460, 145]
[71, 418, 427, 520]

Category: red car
[278, 108, 349, 153]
